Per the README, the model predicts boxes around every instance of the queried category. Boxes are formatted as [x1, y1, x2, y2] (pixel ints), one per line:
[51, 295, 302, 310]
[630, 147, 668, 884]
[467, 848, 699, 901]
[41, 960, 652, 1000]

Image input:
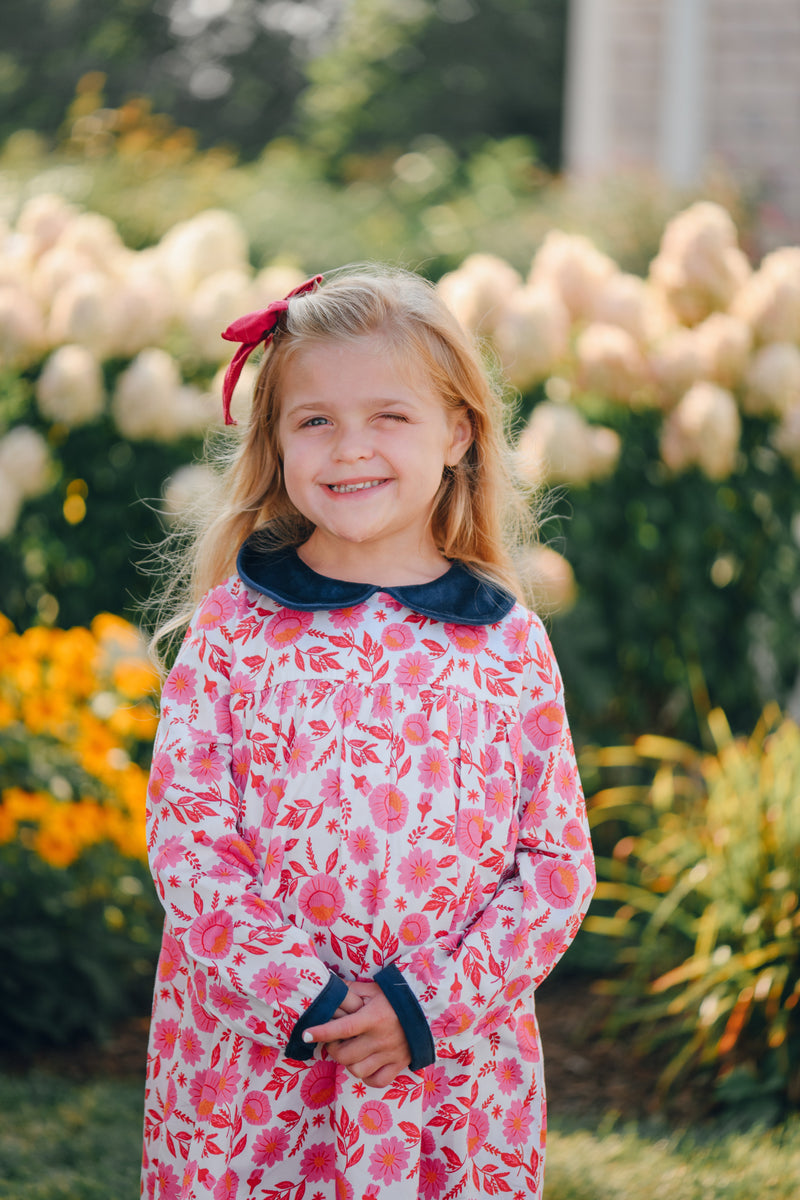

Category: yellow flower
[92, 612, 143, 655]
[75, 710, 123, 778]
[112, 656, 159, 701]
[0, 694, 17, 727]
[109, 700, 158, 741]
[3, 787, 50, 824]
[20, 688, 72, 737]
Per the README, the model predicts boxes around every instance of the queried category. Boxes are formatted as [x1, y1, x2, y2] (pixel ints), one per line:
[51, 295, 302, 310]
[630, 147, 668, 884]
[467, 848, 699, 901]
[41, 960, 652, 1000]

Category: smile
[327, 480, 387, 493]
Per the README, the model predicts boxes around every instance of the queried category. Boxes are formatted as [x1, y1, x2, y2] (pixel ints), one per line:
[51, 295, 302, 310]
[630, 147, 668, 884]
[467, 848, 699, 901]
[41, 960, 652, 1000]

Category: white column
[658, 0, 708, 186]
[563, 0, 613, 176]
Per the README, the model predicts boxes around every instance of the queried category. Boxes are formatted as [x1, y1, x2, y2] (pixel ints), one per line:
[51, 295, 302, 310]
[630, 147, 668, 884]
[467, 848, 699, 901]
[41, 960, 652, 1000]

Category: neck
[296, 536, 451, 586]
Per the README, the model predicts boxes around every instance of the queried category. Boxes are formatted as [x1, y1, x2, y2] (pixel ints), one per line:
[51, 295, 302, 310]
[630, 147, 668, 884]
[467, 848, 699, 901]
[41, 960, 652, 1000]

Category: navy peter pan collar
[236, 536, 515, 626]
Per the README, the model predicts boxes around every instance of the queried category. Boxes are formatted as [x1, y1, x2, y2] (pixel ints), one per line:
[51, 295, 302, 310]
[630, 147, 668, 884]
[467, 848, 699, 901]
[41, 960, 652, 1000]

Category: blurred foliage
[0, 0, 567, 167]
[0, 367, 205, 631]
[546, 408, 800, 747]
[0, 612, 161, 1051]
[301, 0, 567, 170]
[0, 0, 308, 159]
[0, 87, 742, 276]
[580, 707, 800, 1117]
[0, 841, 161, 1053]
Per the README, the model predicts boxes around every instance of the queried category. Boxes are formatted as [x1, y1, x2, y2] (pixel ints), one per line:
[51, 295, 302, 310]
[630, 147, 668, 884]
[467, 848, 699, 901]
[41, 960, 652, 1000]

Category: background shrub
[581, 707, 800, 1116]
[0, 614, 162, 1051]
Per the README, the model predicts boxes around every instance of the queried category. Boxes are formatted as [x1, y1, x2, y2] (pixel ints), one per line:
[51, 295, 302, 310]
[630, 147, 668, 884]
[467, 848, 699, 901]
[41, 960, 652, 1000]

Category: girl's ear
[445, 412, 473, 466]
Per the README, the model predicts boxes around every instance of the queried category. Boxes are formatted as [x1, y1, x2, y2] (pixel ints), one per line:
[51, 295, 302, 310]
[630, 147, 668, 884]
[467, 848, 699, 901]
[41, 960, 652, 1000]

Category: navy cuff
[284, 974, 348, 1061]
[374, 963, 435, 1071]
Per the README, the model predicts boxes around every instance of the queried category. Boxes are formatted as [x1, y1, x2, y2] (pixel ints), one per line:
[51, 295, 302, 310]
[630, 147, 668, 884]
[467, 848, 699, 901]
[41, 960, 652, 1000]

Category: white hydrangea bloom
[157, 209, 250, 298]
[591, 271, 674, 347]
[492, 283, 570, 390]
[250, 264, 307, 310]
[36, 344, 105, 426]
[528, 231, 616, 321]
[660, 382, 741, 479]
[0, 285, 46, 366]
[516, 401, 620, 487]
[185, 268, 255, 360]
[649, 201, 751, 326]
[15, 192, 78, 257]
[31, 245, 97, 310]
[112, 262, 176, 357]
[732, 245, 800, 345]
[55, 212, 127, 271]
[162, 462, 216, 522]
[47, 271, 120, 358]
[743, 342, 800, 417]
[0, 229, 36, 291]
[649, 327, 705, 406]
[437, 253, 522, 336]
[520, 544, 577, 616]
[112, 348, 184, 440]
[0, 425, 51, 498]
[576, 322, 649, 403]
[694, 312, 752, 389]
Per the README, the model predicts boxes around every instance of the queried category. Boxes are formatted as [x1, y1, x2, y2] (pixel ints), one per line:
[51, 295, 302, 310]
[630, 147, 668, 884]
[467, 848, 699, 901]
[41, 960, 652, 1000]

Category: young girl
[142, 267, 595, 1200]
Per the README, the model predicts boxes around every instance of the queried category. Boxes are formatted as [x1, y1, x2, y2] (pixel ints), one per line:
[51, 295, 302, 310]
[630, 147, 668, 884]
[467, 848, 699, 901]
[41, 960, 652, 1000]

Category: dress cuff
[284, 974, 348, 1061]
[374, 962, 435, 1071]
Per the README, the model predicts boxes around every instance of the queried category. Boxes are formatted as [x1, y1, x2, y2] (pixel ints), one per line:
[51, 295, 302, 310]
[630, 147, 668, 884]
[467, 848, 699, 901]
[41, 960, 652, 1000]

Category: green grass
[546, 1113, 800, 1200]
[0, 1070, 799, 1199]
[0, 1072, 144, 1199]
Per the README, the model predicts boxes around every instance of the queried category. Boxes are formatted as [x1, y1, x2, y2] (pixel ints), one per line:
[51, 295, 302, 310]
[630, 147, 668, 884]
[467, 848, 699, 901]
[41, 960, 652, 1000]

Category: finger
[362, 1064, 403, 1089]
[337, 990, 366, 1015]
[303, 1007, 369, 1046]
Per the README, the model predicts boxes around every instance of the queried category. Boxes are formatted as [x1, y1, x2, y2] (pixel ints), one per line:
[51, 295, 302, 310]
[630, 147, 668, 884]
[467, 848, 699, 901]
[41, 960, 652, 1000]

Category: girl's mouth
[327, 480, 388, 494]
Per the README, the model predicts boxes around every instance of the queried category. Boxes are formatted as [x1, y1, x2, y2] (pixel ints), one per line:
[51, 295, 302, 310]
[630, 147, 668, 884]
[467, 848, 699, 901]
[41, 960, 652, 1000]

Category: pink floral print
[142, 578, 595, 1200]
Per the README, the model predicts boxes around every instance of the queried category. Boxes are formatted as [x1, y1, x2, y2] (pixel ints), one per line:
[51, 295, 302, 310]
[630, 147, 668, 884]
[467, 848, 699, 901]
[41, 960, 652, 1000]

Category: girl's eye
[302, 416, 330, 427]
[379, 412, 408, 422]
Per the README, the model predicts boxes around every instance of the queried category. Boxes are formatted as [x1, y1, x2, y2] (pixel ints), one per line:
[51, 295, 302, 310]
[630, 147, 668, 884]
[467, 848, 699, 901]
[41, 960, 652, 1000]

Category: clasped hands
[302, 979, 411, 1089]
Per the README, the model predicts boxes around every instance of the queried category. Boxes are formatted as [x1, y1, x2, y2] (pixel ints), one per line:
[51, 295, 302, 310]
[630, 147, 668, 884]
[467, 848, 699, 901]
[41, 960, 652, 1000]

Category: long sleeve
[146, 597, 343, 1052]
[390, 616, 596, 1046]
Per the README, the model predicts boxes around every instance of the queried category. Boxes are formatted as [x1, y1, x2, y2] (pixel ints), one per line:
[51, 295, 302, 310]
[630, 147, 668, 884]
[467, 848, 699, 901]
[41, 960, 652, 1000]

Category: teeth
[329, 480, 384, 493]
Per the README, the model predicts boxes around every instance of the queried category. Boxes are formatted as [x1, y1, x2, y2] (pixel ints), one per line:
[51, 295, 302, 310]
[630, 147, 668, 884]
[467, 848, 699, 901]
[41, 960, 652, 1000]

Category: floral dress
[142, 542, 595, 1200]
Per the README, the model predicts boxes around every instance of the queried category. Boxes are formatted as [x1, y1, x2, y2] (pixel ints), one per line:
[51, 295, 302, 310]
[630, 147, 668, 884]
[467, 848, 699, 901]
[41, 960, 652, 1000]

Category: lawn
[0, 1070, 798, 1200]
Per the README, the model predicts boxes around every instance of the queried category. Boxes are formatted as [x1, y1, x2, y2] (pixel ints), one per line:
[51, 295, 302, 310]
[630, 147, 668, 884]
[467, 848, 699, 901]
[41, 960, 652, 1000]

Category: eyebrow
[283, 396, 421, 415]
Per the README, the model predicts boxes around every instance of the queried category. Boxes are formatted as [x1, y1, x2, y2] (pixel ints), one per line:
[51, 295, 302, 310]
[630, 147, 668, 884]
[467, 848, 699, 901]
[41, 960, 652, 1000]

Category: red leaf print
[374, 659, 389, 679]
[325, 849, 338, 874]
[210, 1043, 221, 1068]
[399, 1121, 420, 1140]
[193, 892, 204, 915]
[422, 639, 445, 654]
[350, 1144, 365, 1166]
[277, 1108, 303, 1127]
[243, 654, 266, 670]
[294, 647, 304, 670]
[210, 1112, 229, 1128]
[442, 1145, 463, 1170]
[430, 818, 456, 845]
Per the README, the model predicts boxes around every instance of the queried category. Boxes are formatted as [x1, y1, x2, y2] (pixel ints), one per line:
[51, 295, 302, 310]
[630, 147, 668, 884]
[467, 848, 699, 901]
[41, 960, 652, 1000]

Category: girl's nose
[332, 425, 373, 462]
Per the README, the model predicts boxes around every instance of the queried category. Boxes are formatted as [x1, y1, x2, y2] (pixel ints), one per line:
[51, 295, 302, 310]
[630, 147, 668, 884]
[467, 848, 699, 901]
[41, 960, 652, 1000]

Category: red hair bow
[219, 274, 323, 425]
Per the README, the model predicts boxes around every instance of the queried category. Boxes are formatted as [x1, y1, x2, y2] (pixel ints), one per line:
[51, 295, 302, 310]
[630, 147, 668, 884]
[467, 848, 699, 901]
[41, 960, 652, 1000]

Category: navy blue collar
[236, 536, 515, 626]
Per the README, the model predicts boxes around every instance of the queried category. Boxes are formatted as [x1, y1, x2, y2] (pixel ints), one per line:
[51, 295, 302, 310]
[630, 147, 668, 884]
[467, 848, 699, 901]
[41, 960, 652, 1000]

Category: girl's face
[277, 334, 472, 583]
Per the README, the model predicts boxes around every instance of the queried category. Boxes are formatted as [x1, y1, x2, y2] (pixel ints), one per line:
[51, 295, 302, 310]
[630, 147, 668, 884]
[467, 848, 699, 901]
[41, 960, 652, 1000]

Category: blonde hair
[148, 266, 536, 664]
